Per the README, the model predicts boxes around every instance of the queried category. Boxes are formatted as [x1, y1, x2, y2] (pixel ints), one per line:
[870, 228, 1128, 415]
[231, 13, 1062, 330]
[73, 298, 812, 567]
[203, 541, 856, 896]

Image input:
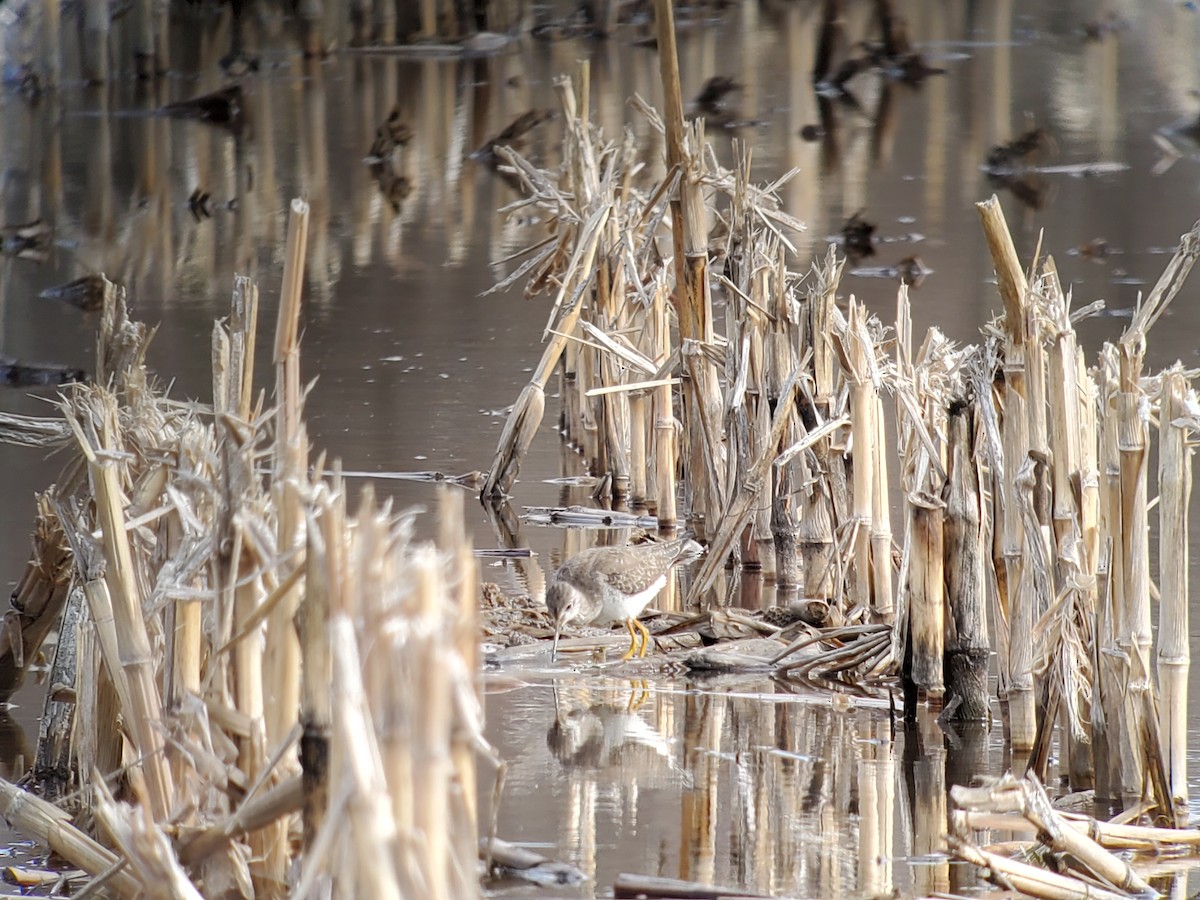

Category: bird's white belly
[596, 573, 667, 623]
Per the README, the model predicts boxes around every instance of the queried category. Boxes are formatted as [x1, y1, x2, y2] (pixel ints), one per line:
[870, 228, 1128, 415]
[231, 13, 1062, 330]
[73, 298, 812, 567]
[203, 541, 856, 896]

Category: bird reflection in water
[546, 682, 681, 783]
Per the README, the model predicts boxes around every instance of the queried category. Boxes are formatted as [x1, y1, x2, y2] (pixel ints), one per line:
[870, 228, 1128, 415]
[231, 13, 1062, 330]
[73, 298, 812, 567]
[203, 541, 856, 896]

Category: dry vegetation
[0, 203, 485, 898]
[1, 2, 1200, 897]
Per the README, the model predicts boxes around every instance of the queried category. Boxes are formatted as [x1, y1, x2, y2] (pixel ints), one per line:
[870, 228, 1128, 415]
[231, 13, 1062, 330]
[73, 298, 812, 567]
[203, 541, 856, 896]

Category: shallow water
[485, 672, 973, 897]
[3, 0, 1200, 895]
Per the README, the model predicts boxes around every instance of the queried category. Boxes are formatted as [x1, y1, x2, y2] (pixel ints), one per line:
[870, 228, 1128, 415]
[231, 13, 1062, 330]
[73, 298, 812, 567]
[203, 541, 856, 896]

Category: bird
[547, 694, 678, 776]
[546, 538, 703, 661]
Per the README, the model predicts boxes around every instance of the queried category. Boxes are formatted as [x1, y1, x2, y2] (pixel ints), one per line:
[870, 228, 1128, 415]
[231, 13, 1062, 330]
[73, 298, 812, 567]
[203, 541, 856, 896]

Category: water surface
[3, 0, 1200, 895]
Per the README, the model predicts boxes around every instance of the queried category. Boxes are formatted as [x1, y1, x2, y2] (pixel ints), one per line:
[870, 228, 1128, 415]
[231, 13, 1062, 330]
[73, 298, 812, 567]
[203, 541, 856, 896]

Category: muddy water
[3, 0, 1200, 895]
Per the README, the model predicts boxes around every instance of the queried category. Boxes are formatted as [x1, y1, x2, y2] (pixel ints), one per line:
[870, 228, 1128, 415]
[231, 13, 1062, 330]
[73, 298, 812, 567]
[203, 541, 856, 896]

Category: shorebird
[546, 537, 703, 660]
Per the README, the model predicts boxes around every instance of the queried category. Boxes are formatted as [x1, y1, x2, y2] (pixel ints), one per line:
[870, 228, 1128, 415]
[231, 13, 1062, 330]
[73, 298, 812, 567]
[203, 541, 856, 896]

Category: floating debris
[530, 8, 598, 43]
[612, 874, 769, 900]
[860, 3, 947, 85]
[521, 506, 659, 528]
[486, 559, 895, 681]
[987, 169, 1050, 209]
[219, 50, 260, 78]
[361, 108, 416, 211]
[38, 274, 118, 312]
[815, 0, 945, 97]
[849, 254, 931, 287]
[694, 75, 740, 110]
[460, 31, 517, 56]
[472, 109, 555, 168]
[0, 360, 86, 388]
[0, 219, 51, 262]
[369, 163, 412, 212]
[896, 254, 930, 286]
[682, 637, 796, 673]
[11, 63, 42, 98]
[1153, 118, 1200, 174]
[160, 84, 243, 127]
[985, 125, 1053, 172]
[2, 865, 75, 888]
[840, 209, 877, 259]
[345, 31, 517, 58]
[1028, 161, 1130, 177]
[483, 837, 588, 888]
[770, 623, 895, 680]
[367, 108, 414, 161]
[689, 75, 754, 128]
[0, 411, 71, 448]
[188, 187, 214, 221]
[339, 468, 484, 488]
[1082, 12, 1127, 42]
[542, 475, 600, 487]
[658, 608, 788, 643]
[983, 130, 1125, 208]
[1069, 237, 1116, 261]
[982, 130, 1056, 208]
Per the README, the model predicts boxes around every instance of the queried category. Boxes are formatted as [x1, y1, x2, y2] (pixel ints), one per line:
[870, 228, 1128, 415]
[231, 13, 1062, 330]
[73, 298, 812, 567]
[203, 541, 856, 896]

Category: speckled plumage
[547, 538, 703, 659]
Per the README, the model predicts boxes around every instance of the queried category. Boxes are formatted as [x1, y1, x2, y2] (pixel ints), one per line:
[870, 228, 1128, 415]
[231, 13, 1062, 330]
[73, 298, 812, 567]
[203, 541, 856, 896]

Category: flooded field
[4, 0, 1200, 896]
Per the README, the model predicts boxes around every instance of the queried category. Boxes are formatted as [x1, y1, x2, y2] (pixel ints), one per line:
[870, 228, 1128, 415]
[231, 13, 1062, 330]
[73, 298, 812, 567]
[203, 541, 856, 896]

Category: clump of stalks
[0, 200, 488, 898]
[478, 38, 1200, 820]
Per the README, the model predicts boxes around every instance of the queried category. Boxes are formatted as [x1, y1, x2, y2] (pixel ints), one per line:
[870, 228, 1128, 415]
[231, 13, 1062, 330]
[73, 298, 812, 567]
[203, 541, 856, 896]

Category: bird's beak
[551, 617, 562, 662]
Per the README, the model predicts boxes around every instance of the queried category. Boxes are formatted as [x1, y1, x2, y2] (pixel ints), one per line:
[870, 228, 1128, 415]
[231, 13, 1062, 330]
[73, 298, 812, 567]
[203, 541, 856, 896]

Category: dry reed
[3, 11, 1200, 885]
[0, 201, 485, 896]
[474, 32, 1200, 808]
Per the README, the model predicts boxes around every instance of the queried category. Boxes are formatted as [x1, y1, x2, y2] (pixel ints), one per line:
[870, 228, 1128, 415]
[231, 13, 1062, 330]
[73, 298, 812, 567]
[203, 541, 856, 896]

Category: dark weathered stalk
[943, 400, 988, 720]
[0, 495, 72, 701]
[33, 584, 84, 797]
[772, 457, 799, 591]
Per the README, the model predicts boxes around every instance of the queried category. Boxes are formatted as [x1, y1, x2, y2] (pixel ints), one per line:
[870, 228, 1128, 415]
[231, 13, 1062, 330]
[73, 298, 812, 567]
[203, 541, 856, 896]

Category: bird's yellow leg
[636, 619, 653, 658]
[622, 619, 638, 660]
[627, 679, 650, 712]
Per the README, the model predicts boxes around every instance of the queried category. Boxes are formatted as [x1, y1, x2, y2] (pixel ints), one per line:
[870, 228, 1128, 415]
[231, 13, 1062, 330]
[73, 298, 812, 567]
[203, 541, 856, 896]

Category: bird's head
[546, 580, 585, 661]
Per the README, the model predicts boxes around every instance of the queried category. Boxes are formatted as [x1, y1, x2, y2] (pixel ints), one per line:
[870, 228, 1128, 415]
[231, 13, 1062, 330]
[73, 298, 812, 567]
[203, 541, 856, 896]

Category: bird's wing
[589, 544, 677, 594]
[597, 567, 650, 596]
